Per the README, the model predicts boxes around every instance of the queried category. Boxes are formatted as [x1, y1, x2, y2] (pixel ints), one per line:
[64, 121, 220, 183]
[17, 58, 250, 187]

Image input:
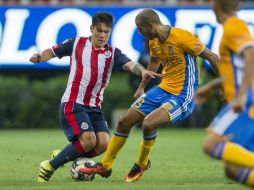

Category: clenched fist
[30, 53, 41, 63]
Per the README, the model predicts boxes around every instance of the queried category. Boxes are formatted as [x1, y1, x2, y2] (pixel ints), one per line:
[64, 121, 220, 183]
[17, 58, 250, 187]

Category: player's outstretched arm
[199, 48, 220, 76]
[123, 60, 161, 79]
[137, 56, 161, 86]
[123, 57, 161, 99]
[29, 48, 56, 63]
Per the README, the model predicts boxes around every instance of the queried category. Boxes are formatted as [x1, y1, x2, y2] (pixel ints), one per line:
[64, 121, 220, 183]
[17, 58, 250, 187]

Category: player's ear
[90, 25, 93, 33]
[148, 23, 155, 29]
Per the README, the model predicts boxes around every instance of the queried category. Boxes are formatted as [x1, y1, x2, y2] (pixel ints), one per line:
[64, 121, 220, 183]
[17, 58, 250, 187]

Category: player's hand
[219, 90, 227, 103]
[29, 53, 41, 63]
[194, 87, 209, 105]
[141, 69, 162, 81]
[134, 87, 144, 99]
[231, 94, 246, 113]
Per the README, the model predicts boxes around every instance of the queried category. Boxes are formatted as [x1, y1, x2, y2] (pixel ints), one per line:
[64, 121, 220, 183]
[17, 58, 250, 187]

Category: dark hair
[92, 12, 114, 28]
[214, 0, 240, 13]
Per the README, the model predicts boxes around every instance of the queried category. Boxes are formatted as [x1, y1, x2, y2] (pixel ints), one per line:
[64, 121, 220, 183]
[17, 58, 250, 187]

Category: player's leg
[124, 107, 169, 182]
[224, 163, 254, 187]
[85, 132, 109, 158]
[203, 104, 254, 168]
[79, 86, 164, 177]
[38, 102, 96, 182]
[85, 110, 110, 158]
[79, 107, 145, 177]
[100, 107, 144, 170]
[125, 88, 196, 182]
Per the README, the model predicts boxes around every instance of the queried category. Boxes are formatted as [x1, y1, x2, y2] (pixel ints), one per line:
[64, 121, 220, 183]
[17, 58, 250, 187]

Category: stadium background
[1, 1, 254, 190]
[1, 0, 253, 129]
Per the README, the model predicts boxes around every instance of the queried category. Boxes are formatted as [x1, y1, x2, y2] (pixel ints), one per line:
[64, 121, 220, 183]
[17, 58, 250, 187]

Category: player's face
[136, 20, 156, 40]
[90, 23, 112, 49]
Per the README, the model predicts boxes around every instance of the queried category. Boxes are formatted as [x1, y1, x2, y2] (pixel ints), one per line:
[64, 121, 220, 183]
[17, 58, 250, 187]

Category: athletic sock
[236, 168, 254, 187]
[212, 142, 254, 168]
[102, 132, 128, 170]
[50, 141, 85, 170]
[136, 132, 157, 168]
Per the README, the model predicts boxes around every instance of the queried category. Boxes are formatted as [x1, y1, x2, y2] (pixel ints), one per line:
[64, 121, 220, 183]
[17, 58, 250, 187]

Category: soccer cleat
[37, 160, 54, 182]
[79, 162, 112, 178]
[124, 160, 151, 182]
[50, 149, 61, 159]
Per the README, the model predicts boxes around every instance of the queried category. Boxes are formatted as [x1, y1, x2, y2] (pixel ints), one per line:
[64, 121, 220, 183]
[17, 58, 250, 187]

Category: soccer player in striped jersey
[195, 0, 254, 187]
[30, 12, 160, 182]
[79, 9, 219, 182]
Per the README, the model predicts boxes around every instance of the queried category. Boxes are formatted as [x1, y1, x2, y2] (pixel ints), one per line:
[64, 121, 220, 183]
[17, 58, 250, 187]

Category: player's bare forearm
[200, 48, 220, 76]
[123, 61, 145, 76]
[138, 56, 161, 89]
[195, 77, 224, 104]
[238, 46, 254, 96]
[124, 58, 161, 90]
[30, 48, 55, 63]
[201, 77, 224, 92]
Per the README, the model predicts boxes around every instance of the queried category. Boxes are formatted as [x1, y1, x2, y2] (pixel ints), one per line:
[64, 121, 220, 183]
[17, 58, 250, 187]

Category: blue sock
[50, 142, 84, 170]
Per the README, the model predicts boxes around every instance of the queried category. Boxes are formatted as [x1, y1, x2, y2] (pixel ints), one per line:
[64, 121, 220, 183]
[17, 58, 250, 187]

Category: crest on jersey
[81, 122, 89, 130]
[104, 50, 111, 58]
[154, 47, 159, 53]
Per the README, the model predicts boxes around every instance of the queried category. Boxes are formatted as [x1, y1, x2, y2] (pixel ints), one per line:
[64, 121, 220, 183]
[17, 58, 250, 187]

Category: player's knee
[116, 115, 132, 133]
[224, 165, 237, 180]
[142, 117, 154, 134]
[202, 134, 217, 155]
[79, 132, 97, 151]
[203, 133, 224, 157]
[97, 141, 108, 154]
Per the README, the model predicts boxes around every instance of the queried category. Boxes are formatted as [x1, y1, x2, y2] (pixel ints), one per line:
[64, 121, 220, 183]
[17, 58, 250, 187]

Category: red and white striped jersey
[52, 36, 131, 108]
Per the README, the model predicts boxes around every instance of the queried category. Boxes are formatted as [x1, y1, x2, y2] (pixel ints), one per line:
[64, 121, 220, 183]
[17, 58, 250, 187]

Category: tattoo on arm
[133, 63, 145, 76]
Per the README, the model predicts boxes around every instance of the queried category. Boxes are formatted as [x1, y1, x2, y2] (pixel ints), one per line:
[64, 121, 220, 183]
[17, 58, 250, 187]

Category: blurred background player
[195, 0, 254, 187]
[79, 8, 219, 182]
[29, 11, 160, 182]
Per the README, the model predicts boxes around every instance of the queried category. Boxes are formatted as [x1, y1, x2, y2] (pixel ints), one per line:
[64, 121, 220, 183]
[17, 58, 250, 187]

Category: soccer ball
[70, 157, 96, 181]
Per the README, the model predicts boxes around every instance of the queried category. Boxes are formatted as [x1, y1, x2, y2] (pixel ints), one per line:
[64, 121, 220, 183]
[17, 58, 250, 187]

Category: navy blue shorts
[60, 102, 109, 142]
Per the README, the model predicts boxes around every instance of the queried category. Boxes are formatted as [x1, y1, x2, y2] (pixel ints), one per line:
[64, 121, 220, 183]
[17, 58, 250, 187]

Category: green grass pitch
[0, 128, 247, 190]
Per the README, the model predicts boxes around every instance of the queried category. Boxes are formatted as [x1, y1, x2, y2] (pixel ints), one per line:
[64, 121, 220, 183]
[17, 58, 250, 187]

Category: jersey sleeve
[149, 39, 159, 57]
[178, 30, 205, 56]
[51, 37, 75, 59]
[113, 48, 131, 71]
[223, 20, 254, 54]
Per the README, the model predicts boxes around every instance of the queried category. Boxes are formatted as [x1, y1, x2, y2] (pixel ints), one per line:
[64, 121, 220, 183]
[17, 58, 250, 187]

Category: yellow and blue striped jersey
[149, 27, 205, 97]
[219, 16, 254, 103]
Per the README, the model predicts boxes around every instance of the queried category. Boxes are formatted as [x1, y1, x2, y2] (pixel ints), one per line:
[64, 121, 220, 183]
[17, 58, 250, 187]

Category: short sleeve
[51, 37, 75, 59]
[223, 20, 254, 54]
[113, 48, 131, 71]
[149, 39, 159, 57]
[179, 30, 205, 56]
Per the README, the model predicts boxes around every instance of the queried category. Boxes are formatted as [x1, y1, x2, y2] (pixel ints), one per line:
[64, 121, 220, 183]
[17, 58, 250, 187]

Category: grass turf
[0, 128, 247, 190]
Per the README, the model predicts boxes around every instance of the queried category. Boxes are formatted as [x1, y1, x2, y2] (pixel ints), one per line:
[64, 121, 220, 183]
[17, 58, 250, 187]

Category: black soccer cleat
[124, 160, 151, 182]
